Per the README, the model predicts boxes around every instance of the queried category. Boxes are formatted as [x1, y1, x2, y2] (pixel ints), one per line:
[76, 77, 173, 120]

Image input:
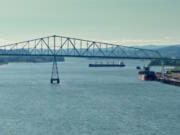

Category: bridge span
[0, 35, 178, 84]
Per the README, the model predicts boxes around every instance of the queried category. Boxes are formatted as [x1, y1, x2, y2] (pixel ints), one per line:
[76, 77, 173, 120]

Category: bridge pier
[50, 56, 60, 84]
[161, 60, 165, 79]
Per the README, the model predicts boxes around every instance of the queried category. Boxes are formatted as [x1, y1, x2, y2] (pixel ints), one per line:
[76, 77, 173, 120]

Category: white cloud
[0, 39, 11, 46]
[0, 36, 180, 48]
[101, 39, 180, 46]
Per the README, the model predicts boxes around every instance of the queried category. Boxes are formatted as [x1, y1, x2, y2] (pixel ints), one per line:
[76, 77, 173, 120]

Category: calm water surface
[0, 58, 179, 135]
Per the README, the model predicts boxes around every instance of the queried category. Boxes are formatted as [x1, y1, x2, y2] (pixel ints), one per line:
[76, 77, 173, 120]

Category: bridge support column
[161, 60, 165, 79]
[50, 56, 60, 84]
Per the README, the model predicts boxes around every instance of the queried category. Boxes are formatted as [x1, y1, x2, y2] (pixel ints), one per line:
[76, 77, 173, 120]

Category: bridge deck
[0, 35, 178, 60]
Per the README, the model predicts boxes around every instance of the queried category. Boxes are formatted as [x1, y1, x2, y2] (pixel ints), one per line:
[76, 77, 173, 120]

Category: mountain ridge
[131, 44, 180, 57]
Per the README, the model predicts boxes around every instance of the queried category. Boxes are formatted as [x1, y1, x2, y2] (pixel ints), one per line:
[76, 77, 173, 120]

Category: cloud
[0, 39, 11, 45]
[101, 39, 180, 46]
[0, 36, 180, 48]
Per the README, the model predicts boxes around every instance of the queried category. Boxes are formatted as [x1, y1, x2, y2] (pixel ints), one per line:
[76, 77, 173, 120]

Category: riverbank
[0, 56, 64, 65]
[0, 62, 8, 66]
[149, 59, 180, 66]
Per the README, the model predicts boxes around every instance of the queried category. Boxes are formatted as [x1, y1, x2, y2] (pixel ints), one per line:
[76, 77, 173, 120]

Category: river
[0, 58, 179, 135]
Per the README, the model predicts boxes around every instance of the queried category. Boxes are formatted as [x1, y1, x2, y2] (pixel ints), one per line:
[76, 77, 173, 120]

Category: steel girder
[0, 35, 164, 59]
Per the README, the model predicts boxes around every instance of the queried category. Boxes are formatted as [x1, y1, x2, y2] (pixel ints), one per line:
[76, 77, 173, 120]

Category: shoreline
[0, 60, 65, 66]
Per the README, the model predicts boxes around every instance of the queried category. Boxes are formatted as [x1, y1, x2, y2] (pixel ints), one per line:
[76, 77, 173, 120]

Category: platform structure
[50, 56, 60, 84]
[161, 60, 165, 78]
[51, 36, 60, 84]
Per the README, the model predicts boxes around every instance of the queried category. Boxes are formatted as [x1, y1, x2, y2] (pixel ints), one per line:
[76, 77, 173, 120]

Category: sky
[0, 0, 180, 46]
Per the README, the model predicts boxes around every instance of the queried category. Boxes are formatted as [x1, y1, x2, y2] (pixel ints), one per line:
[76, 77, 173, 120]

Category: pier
[155, 73, 180, 87]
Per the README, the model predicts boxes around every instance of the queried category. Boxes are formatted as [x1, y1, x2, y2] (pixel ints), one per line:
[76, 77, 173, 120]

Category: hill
[132, 44, 180, 58]
[157, 45, 180, 57]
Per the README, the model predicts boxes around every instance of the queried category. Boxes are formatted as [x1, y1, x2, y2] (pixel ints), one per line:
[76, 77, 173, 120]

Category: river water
[0, 58, 179, 135]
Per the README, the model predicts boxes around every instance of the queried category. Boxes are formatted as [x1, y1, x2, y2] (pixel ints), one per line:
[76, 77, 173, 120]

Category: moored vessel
[138, 66, 156, 81]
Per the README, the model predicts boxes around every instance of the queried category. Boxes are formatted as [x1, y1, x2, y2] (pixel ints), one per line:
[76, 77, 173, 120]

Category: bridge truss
[0, 35, 164, 84]
[0, 35, 161, 59]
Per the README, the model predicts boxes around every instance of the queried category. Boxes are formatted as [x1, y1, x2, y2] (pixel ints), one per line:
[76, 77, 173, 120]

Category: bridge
[0, 35, 176, 84]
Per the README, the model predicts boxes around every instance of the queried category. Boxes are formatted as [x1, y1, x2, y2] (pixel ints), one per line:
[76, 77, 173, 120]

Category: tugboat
[138, 66, 156, 81]
[89, 60, 125, 67]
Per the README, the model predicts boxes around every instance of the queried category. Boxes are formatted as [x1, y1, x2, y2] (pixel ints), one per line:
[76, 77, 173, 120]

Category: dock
[155, 73, 180, 87]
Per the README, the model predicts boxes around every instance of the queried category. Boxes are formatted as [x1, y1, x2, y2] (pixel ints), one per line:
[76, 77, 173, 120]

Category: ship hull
[89, 64, 125, 67]
[138, 68, 156, 81]
[138, 74, 155, 81]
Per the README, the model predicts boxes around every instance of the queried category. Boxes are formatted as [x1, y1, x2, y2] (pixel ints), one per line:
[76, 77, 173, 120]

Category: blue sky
[0, 0, 179, 46]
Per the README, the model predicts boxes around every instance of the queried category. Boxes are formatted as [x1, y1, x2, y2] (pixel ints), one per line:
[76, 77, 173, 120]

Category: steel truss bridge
[0, 35, 177, 84]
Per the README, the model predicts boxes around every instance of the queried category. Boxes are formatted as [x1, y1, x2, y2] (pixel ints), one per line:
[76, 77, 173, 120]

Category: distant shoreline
[0, 56, 64, 66]
[149, 59, 180, 66]
[0, 63, 8, 66]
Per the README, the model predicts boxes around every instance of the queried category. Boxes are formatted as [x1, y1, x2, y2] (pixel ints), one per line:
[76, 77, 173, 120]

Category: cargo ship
[89, 61, 125, 67]
[138, 66, 156, 81]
